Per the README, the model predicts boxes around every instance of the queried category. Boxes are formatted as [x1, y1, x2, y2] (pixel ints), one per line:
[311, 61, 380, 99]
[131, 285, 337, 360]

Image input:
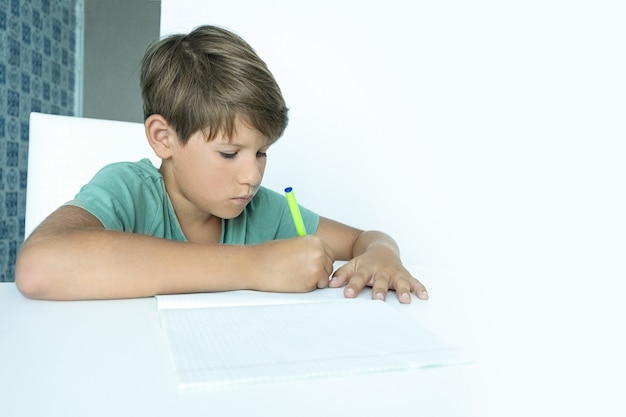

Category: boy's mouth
[232, 195, 253, 205]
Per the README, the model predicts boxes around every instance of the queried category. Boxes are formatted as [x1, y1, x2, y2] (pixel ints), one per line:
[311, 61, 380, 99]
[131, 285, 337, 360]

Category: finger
[314, 253, 334, 290]
[409, 277, 429, 300]
[320, 258, 335, 289]
[317, 275, 329, 289]
[371, 274, 390, 301]
[393, 279, 413, 304]
[328, 262, 352, 288]
[344, 268, 373, 299]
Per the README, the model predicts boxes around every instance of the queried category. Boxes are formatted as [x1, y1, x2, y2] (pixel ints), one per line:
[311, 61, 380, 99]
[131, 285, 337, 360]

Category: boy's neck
[179, 214, 222, 245]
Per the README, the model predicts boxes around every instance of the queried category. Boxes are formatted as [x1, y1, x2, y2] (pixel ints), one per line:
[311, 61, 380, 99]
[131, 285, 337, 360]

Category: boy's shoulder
[96, 158, 161, 182]
[99, 158, 158, 172]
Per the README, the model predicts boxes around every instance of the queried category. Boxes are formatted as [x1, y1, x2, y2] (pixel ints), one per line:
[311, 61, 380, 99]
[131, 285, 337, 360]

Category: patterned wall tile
[0, 0, 78, 281]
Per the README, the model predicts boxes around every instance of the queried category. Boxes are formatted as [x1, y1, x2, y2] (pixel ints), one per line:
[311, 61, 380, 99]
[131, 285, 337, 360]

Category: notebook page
[157, 293, 471, 390]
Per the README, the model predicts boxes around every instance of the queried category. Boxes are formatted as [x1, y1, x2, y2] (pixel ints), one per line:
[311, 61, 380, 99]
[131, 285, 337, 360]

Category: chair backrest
[24, 112, 161, 239]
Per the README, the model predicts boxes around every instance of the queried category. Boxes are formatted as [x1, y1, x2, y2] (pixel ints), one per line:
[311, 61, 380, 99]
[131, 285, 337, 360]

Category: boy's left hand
[328, 245, 428, 304]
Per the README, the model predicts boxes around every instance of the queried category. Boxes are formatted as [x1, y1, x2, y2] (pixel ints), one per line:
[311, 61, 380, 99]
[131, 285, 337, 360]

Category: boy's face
[162, 116, 270, 222]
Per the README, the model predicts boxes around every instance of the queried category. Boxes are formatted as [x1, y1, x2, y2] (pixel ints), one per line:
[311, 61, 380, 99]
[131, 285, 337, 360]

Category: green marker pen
[284, 187, 307, 236]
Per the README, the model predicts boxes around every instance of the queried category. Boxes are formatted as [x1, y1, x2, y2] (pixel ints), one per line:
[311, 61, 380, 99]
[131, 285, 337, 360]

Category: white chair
[24, 112, 161, 239]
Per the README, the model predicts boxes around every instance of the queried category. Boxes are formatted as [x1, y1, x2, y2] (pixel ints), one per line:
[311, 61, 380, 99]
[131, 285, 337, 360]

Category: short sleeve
[64, 159, 185, 240]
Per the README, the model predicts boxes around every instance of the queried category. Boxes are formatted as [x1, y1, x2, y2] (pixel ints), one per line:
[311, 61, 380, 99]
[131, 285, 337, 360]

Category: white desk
[0, 267, 503, 417]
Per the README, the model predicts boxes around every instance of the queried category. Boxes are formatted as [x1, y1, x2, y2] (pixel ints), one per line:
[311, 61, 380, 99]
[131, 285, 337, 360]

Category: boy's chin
[219, 207, 247, 220]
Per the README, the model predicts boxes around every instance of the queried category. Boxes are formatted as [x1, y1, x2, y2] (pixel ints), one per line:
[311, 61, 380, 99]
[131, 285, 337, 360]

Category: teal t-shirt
[65, 159, 319, 244]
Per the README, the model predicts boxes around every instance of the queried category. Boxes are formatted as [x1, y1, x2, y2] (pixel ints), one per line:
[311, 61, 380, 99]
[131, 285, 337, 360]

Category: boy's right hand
[251, 236, 335, 293]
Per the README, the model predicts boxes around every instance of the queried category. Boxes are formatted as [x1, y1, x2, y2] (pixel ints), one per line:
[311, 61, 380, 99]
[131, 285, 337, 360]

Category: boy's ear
[145, 114, 176, 159]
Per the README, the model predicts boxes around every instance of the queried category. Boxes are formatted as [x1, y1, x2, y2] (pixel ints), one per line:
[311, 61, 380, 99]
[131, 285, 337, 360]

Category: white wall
[160, 1, 626, 415]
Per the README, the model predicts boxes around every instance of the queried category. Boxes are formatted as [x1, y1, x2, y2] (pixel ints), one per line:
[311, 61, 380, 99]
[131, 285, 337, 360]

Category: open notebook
[157, 288, 471, 391]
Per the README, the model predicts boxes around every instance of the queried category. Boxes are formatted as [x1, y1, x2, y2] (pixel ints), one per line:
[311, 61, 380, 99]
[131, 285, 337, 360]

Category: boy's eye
[257, 151, 267, 158]
[219, 152, 237, 159]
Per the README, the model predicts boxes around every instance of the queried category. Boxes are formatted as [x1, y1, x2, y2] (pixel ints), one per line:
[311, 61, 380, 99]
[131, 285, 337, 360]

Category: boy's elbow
[15, 246, 53, 300]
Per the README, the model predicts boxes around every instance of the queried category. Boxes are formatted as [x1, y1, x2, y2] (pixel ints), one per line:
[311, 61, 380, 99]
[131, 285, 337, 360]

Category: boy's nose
[240, 161, 262, 186]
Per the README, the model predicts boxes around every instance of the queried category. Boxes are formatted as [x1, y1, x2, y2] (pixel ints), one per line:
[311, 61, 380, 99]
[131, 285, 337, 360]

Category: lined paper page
[157, 290, 471, 390]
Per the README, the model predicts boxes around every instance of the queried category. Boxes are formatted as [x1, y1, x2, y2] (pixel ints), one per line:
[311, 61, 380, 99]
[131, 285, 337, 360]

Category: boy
[15, 25, 428, 303]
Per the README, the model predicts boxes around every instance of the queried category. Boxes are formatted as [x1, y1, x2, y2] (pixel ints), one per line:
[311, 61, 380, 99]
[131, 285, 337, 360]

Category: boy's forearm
[16, 231, 256, 300]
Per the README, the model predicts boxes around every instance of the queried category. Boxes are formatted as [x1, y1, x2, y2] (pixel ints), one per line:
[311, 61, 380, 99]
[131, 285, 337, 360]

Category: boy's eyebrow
[217, 140, 271, 148]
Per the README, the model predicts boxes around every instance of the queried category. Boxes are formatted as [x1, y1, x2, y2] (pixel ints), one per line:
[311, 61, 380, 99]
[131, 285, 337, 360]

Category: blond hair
[140, 25, 288, 144]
